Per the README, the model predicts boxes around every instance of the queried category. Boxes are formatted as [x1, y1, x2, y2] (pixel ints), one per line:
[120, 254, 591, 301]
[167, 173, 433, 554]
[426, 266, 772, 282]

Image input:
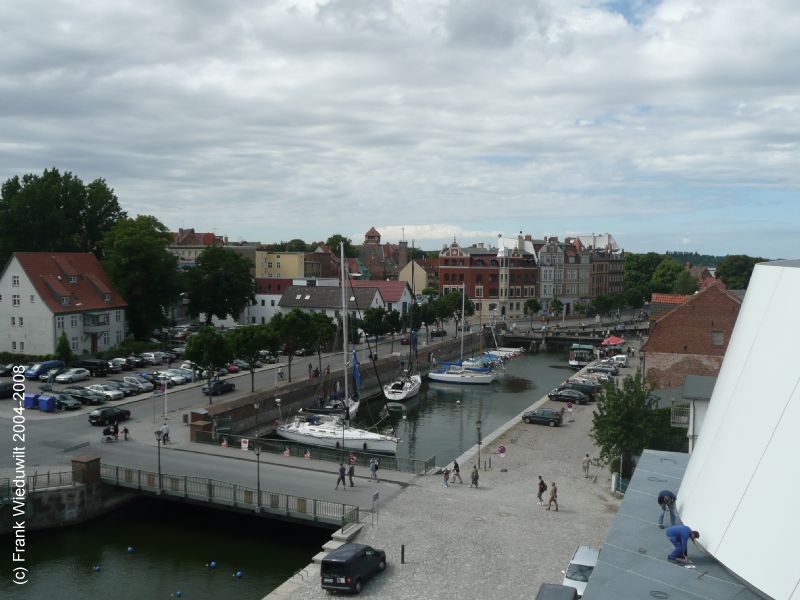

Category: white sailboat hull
[428, 367, 495, 384]
[277, 418, 398, 454]
[383, 374, 422, 401]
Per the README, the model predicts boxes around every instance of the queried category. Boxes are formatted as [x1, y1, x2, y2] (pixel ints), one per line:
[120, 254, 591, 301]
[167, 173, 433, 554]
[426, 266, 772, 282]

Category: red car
[225, 364, 240, 374]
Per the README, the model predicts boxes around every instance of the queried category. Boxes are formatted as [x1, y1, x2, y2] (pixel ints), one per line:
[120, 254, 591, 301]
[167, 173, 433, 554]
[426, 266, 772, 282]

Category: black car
[202, 379, 235, 396]
[0, 364, 15, 377]
[557, 381, 598, 401]
[126, 355, 146, 368]
[294, 347, 314, 356]
[88, 406, 131, 425]
[320, 543, 386, 594]
[0, 380, 13, 399]
[588, 362, 619, 376]
[522, 408, 563, 427]
[548, 388, 590, 405]
[62, 386, 105, 406]
[106, 379, 139, 396]
[430, 328, 447, 338]
[54, 393, 82, 411]
[78, 358, 110, 377]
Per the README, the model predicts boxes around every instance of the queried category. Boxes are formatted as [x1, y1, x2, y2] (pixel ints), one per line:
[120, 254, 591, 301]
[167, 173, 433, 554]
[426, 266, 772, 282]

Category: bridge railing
[99, 463, 358, 528]
[197, 432, 435, 475]
[0, 470, 77, 502]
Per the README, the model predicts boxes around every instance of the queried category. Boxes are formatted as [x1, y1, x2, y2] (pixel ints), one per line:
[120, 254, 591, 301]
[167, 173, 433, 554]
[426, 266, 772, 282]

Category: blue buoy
[94, 564, 101, 572]
[235, 570, 243, 578]
[209, 560, 218, 569]
[127, 546, 135, 553]
[176, 592, 182, 598]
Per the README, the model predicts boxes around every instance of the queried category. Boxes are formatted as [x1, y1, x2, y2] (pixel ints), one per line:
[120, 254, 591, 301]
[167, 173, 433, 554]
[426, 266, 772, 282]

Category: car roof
[570, 545, 600, 566]
[324, 543, 371, 561]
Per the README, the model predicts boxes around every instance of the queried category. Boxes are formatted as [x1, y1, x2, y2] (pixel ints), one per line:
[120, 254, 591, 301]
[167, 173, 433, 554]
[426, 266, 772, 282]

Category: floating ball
[94, 564, 101, 572]
[235, 570, 243, 578]
[208, 560, 217, 569]
[127, 546, 135, 554]
[176, 592, 182, 598]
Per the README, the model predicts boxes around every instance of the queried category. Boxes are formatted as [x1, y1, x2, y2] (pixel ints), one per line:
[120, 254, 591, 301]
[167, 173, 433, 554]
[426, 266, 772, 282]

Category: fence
[198, 431, 436, 475]
[99, 463, 357, 528]
[0, 470, 77, 502]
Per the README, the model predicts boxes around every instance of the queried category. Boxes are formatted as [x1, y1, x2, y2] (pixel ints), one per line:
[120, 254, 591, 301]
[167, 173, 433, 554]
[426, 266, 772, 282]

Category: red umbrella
[601, 335, 625, 346]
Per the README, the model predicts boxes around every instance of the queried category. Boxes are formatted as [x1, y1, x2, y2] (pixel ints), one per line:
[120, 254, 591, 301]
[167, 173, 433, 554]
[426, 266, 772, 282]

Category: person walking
[546, 481, 558, 511]
[657, 490, 678, 529]
[450, 460, 463, 484]
[582, 454, 591, 478]
[666, 525, 700, 562]
[112, 421, 119, 441]
[442, 467, 450, 487]
[122, 426, 129, 441]
[470, 465, 479, 488]
[161, 421, 170, 444]
[348, 462, 355, 487]
[537, 476, 547, 505]
[335, 463, 347, 490]
[368, 458, 378, 482]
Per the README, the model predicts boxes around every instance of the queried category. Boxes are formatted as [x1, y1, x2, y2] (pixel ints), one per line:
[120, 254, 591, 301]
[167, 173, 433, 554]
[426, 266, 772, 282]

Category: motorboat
[383, 370, 422, 401]
[277, 414, 398, 454]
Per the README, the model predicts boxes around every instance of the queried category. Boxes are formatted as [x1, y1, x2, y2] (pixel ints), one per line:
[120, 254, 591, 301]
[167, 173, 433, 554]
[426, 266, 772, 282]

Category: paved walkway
[264, 350, 645, 600]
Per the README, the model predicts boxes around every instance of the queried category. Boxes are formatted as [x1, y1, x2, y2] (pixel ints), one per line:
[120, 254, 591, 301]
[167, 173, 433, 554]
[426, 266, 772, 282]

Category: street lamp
[154, 429, 163, 493]
[254, 445, 262, 510]
[275, 398, 282, 427]
[476, 419, 482, 470]
[254, 400, 260, 437]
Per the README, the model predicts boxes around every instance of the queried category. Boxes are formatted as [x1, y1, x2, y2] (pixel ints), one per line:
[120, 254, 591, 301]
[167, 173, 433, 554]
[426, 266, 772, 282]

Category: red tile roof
[650, 293, 692, 304]
[14, 252, 127, 314]
[350, 279, 411, 302]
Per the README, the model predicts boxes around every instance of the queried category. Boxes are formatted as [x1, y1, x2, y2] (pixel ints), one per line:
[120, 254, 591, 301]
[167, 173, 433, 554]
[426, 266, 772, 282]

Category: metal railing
[670, 403, 690, 428]
[99, 463, 358, 528]
[198, 431, 435, 475]
[0, 470, 77, 499]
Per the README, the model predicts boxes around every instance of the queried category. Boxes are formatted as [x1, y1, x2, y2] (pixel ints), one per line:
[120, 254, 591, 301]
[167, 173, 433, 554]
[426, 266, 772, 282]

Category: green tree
[184, 326, 233, 404]
[0, 168, 126, 264]
[325, 234, 357, 258]
[624, 287, 645, 309]
[550, 298, 564, 317]
[227, 325, 271, 392]
[55, 331, 75, 364]
[385, 309, 402, 353]
[591, 370, 659, 478]
[310, 312, 336, 371]
[591, 294, 614, 316]
[186, 246, 255, 325]
[672, 270, 698, 294]
[651, 257, 684, 293]
[524, 298, 542, 328]
[716, 254, 765, 289]
[573, 301, 589, 317]
[270, 310, 314, 382]
[624, 252, 664, 290]
[102, 215, 182, 339]
[283, 239, 308, 252]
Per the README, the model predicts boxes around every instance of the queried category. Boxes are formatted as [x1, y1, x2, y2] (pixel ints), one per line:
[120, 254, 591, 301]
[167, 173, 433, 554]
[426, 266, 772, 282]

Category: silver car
[561, 546, 599, 598]
[55, 368, 91, 383]
[87, 383, 124, 401]
[123, 375, 155, 393]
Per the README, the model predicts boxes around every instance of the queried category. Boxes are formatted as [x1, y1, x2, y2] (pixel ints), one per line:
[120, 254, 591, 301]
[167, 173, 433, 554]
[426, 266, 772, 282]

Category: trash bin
[38, 395, 55, 412]
[23, 393, 40, 410]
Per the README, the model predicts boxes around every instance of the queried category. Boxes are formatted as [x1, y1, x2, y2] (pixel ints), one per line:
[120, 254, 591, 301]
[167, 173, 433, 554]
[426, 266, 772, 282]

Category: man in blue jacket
[657, 490, 677, 528]
[666, 525, 700, 562]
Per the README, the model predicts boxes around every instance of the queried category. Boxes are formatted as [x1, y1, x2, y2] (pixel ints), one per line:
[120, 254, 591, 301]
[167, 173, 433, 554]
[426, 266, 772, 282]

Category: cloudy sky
[2, 0, 798, 258]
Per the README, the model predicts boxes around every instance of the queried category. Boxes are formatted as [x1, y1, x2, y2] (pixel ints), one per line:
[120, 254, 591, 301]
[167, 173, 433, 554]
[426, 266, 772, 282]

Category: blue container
[23, 393, 40, 410]
[38, 395, 55, 413]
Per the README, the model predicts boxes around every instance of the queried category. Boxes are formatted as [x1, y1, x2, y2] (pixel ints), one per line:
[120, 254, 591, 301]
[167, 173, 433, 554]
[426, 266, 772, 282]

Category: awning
[601, 335, 625, 346]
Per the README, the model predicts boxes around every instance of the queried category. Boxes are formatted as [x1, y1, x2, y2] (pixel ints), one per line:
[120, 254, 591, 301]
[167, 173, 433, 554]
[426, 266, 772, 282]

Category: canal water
[3, 351, 569, 600]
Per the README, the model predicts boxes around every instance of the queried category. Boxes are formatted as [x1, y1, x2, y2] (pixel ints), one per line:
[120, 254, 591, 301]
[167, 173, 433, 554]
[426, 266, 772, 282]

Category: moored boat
[277, 414, 398, 454]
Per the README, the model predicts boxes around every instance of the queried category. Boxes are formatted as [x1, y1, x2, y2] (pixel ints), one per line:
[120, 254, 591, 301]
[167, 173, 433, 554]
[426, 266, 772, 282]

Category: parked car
[62, 386, 105, 405]
[522, 408, 563, 427]
[588, 363, 618, 376]
[55, 368, 91, 383]
[78, 358, 110, 377]
[320, 543, 386, 594]
[106, 360, 123, 374]
[430, 328, 447, 338]
[0, 364, 14, 377]
[232, 359, 252, 371]
[171, 346, 187, 356]
[110, 357, 132, 371]
[87, 383, 125, 401]
[258, 351, 279, 364]
[535, 583, 579, 600]
[106, 379, 139, 396]
[558, 381, 598, 400]
[170, 367, 196, 382]
[122, 375, 155, 393]
[24, 360, 66, 380]
[294, 348, 314, 357]
[548, 388, 590, 405]
[201, 379, 235, 396]
[561, 546, 600, 598]
[88, 406, 131, 426]
[400, 334, 411, 345]
[611, 354, 628, 367]
[152, 370, 187, 386]
[165, 369, 190, 384]
[225, 363, 241, 373]
[126, 355, 146, 368]
[141, 352, 165, 365]
[141, 372, 175, 388]
[0, 380, 13, 399]
[39, 367, 70, 381]
[54, 393, 82, 411]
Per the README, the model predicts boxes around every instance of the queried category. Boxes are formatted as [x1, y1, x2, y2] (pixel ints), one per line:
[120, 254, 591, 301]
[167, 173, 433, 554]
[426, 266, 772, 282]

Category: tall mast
[460, 282, 466, 360]
[341, 243, 348, 401]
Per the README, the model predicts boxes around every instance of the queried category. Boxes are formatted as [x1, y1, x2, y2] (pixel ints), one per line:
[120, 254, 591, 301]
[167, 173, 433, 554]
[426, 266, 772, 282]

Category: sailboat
[383, 248, 422, 401]
[427, 284, 496, 385]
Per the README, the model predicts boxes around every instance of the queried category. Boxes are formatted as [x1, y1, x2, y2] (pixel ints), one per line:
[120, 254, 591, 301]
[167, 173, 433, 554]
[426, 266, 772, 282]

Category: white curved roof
[678, 260, 800, 600]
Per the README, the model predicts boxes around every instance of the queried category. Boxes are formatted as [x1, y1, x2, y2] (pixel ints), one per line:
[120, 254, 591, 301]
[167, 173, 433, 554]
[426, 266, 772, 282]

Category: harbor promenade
[265, 352, 643, 600]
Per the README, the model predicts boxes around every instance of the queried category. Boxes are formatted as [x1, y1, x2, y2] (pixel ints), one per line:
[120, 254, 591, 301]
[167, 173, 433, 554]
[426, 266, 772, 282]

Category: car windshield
[565, 563, 594, 582]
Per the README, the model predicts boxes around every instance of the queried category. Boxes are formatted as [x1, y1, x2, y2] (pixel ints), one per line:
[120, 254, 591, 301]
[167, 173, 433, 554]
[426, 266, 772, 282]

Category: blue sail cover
[352, 348, 362, 389]
[412, 330, 418, 363]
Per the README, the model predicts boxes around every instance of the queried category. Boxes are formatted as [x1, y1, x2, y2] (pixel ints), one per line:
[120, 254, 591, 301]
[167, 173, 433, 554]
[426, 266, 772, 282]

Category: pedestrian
[122, 426, 129, 441]
[582, 454, 591, 478]
[325, 364, 330, 375]
[470, 465, 479, 488]
[546, 481, 558, 511]
[442, 467, 450, 487]
[657, 490, 678, 529]
[161, 422, 170, 444]
[308, 363, 313, 379]
[348, 462, 355, 487]
[666, 525, 700, 562]
[335, 463, 347, 490]
[450, 460, 463, 484]
[537, 476, 547, 505]
[368, 458, 378, 482]
[112, 421, 119, 440]
[278, 366, 284, 380]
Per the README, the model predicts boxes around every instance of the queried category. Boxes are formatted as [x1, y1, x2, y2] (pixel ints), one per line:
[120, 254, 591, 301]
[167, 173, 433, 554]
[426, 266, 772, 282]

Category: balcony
[670, 403, 690, 428]
[83, 312, 110, 333]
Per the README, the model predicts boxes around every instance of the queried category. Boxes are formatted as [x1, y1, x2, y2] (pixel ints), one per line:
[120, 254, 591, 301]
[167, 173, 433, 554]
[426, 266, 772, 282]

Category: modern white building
[0, 252, 127, 356]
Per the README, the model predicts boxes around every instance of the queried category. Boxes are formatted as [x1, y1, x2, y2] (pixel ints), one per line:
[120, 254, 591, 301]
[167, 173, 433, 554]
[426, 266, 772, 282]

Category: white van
[562, 546, 600, 597]
[611, 354, 628, 367]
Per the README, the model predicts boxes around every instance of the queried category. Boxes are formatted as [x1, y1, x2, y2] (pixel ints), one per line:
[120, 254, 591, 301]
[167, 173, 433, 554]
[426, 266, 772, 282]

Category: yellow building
[398, 260, 428, 294]
[255, 250, 305, 278]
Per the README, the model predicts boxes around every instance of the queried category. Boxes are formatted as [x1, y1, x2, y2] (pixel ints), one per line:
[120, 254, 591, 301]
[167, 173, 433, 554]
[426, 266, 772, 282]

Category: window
[60, 296, 69, 306]
[276, 262, 281, 269]
[20, 342, 24, 351]
[103, 331, 109, 345]
[251, 317, 256, 324]
[30, 295, 35, 303]
[261, 317, 265, 324]
[475, 286, 483, 298]
[0, 294, 2, 302]
[712, 331, 724, 346]
[11, 341, 16, 351]
[70, 315, 78, 328]
[10, 317, 15, 326]
[18, 317, 23, 327]
[57, 316, 64, 329]
[271, 300, 275, 306]
[261, 299, 265, 306]
[116, 331, 123, 344]
[116, 310, 122, 322]
[103, 293, 111, 302]
[71, 336, 78, 351]
[69, 276, 77, 284]
[12, 275, 19, 286]
[12, 295, 20, 306]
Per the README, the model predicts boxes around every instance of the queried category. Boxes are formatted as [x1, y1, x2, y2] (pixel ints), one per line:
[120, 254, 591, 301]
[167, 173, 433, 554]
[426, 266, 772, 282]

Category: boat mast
[460, 282, 466, 360]
[341, 243, 349, 404]
[409, 241, 415, 370]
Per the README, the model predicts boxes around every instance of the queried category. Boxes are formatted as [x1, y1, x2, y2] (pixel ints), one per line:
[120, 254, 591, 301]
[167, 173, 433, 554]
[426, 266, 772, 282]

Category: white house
[0, 252, 127, 356]
[277, 285, 385, 321]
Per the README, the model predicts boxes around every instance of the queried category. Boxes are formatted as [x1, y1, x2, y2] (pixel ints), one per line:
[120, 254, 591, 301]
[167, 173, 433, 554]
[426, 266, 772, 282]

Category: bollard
[401, 544, 405, 564]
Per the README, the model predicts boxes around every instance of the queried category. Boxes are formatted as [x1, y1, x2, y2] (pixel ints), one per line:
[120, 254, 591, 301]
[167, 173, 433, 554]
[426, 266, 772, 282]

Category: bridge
[500, 319, 649, 351]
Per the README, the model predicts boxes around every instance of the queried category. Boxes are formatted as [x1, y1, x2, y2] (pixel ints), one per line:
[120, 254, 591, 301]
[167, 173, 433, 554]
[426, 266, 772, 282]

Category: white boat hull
[428, 367, 495, 385]
[383, 374, 422, 401]
[277, 419, 398, 454]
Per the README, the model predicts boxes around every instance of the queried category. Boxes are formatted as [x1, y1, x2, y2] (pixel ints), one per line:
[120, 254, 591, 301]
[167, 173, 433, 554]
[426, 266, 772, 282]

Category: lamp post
[476, 419, 482, 470]
[254, 445, 262, 510]
[254, 400, 260, 437]
[275, 398, 282, 427]
[154, 429, 163, 493]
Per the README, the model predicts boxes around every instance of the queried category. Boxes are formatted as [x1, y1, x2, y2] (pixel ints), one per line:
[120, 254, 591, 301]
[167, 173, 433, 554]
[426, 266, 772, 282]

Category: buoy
[127, 546, 134, 553]
[209, 560, 218, 569]
[176, 592, 182, 598]
[235, 570, 243, 578]
[94, 564, 101, 572]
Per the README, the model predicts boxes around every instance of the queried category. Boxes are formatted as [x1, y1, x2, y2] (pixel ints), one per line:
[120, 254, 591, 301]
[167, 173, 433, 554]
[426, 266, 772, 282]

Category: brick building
[642, 283, 742, 389]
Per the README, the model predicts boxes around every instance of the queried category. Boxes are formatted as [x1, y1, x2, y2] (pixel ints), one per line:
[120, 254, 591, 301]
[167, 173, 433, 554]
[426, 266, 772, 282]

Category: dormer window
[60, 296, 70, 306]
[69, 276, 77, 284]
[103, 293, 111, 302]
